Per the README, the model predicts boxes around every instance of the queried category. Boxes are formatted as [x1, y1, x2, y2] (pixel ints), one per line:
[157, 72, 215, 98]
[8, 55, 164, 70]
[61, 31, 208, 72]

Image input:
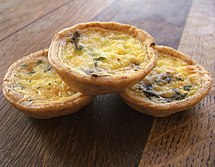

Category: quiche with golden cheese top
[3, 49, 94, 119]
[119, 46, 212, 117]
[48, 22, 157, 94]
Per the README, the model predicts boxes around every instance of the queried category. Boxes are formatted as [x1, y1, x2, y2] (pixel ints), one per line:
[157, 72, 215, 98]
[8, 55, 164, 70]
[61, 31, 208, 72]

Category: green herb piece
[94, 57, 106, 61]
[21, 64, 27, 69]
[91, 73, 110, 77]
[83, 68, 109, 77]
[43, 66, 52, 73]
[94, 62, 98, 67]
[91, 74, 99, 77]
[184, 85, 192, 91]
[131, 63, 140, 71]
[29, 99, 33, 103]
[36, 60, 42, 65]
[83, 69, 95, 75]
[155, 79, 162, 83]
[138, 84, 187, 103]
[165, 77, 172, 83]
[138, 84, 160, 98]
[155, 72, 172, 84]
[72, 31, 80, 41]
[171, 88, 187, 100]
[71, 31, 83, 50]
[142, 89, 160, 98]
[76, 45, 84, 50]
[176, 77, 183, 81]
[27, 71, 35, 75]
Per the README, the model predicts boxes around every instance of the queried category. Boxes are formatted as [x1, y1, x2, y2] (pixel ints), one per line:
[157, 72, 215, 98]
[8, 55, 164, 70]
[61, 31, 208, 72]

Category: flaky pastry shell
[48, 21, 157, 94]
[3, 49, 94, 119]
[119, 46, 212, 117]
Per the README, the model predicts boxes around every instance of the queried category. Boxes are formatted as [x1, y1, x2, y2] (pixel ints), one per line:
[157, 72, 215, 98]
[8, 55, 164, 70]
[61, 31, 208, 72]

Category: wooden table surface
[0, 0, 214, 166]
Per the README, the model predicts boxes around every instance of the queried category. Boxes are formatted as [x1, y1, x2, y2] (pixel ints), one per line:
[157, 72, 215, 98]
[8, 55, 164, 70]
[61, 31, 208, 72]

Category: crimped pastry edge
[3, 49, 94, 119]
[119, 45, 212, 117]
[48, 21, 157, 95]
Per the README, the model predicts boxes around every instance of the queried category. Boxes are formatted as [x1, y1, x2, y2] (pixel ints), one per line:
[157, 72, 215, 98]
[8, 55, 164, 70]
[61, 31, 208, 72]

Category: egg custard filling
[10, 56, 77, 105]
[130, 53, 201, 103]
[60, 28, 148, 76]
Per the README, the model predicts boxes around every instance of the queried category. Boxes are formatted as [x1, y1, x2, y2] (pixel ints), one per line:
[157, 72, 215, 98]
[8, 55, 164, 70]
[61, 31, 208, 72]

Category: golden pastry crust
[48, 21, 157, 94]
[119, 46, 212, 117]
[3, 49, 94, 119]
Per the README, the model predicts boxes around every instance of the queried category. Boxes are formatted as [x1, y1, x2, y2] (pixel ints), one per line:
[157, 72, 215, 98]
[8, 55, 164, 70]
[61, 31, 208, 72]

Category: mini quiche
[3, 49, 94, 119]
[48, 21, 157, 94]
[119, 46, 212, 117]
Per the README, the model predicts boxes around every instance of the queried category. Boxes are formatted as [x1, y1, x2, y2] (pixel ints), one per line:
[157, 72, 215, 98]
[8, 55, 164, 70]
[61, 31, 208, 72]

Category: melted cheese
[11, 56, 76, 104]
[61, 28, 147, 75]
[130, 53, 201, 103]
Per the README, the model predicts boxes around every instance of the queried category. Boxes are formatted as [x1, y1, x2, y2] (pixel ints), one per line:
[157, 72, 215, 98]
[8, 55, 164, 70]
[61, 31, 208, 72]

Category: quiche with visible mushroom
[48, 22, 157, 94]
[119, 46, 212, 117]
[3, 49, 94, 119]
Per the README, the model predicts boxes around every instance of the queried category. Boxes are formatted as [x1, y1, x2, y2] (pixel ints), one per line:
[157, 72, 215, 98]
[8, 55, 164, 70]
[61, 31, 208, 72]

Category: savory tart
[48, 21, 157, 94]
[119, 46, 212, 117]
[3, 49, 94, 119]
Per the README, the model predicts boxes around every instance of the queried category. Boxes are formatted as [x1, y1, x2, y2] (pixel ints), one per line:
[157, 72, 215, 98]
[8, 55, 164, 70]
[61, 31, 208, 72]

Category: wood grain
[0, 0, 195, 166]
[138, 0, 215, 166]
[93, 0, 193, 49]
[0, 94, 154, 166]
[0, 0, 71, 41]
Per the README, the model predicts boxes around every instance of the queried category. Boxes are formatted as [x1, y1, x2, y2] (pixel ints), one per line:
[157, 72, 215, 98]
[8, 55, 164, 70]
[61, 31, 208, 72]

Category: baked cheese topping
[130, 53, 201, 103]
[61, 28, 148, 76]
[10, 56, 76, 105]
